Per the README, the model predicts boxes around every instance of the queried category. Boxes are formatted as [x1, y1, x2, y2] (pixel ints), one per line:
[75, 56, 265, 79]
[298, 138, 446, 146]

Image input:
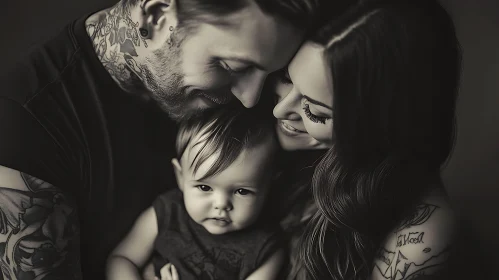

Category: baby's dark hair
[176, 105, 276, 180]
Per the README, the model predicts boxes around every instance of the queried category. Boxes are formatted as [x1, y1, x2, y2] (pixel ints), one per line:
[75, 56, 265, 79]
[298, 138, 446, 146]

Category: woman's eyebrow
[303, 95, 333, 110]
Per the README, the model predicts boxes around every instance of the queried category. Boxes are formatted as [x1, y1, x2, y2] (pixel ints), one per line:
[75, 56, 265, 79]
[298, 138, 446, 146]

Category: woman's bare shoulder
[370, 187, 456, 280]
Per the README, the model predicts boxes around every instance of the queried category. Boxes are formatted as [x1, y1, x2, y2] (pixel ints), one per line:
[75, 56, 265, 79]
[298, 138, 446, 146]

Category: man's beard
[146, 68, 193, 121]
[140, 40, 194, 121]
[143, 33, 233, 122]
[144, 56, 233, 122]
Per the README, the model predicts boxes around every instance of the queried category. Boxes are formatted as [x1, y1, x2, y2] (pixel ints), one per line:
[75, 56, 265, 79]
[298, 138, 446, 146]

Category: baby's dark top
[152, 189, 282, 280]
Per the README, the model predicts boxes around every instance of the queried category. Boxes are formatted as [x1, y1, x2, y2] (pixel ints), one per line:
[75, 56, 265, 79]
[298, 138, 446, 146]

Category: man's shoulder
[372, 188, 456, 280]
[0, 18, 84, 105]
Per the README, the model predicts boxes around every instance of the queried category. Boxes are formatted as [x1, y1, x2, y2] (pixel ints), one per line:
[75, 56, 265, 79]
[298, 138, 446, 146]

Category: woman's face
[273, 42, 334, 151]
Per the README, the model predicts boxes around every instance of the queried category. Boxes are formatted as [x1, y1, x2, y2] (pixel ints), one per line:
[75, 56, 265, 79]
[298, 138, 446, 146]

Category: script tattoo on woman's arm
[374, 245, 451, 280]
[373, 203, 452, 280]
[0, 172, 81, 280]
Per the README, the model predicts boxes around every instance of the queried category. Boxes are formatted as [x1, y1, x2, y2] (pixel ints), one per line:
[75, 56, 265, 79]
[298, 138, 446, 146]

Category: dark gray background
[2, 0, 499, 275]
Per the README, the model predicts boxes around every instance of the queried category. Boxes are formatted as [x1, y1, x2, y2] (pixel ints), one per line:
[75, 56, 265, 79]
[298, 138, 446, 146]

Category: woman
[272, 0, 461, 279]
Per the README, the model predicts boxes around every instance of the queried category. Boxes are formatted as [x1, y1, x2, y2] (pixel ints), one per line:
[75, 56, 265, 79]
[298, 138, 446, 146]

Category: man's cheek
[184, 71, 229, 89]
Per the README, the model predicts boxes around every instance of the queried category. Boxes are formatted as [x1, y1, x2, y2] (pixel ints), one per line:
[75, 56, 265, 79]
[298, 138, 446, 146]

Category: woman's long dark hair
[298, 0, 462, 279]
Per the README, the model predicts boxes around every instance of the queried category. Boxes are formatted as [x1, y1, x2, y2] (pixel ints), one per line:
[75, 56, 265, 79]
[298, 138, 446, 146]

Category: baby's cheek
[235, 202, 258, 223]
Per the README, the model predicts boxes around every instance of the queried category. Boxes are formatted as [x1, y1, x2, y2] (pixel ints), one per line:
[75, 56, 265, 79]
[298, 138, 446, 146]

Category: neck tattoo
[86, 4, 147, 90]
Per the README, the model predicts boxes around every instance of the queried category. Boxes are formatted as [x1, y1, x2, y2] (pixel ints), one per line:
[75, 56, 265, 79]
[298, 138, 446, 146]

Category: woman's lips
[278, 120, 306, 136]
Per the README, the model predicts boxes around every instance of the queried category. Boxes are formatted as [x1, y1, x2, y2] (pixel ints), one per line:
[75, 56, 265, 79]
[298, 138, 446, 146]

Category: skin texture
[0, 166, 81, 280]
[86, 0, 304, 120]
[273, 42, 334, 151]
[107, 136, 283, 280]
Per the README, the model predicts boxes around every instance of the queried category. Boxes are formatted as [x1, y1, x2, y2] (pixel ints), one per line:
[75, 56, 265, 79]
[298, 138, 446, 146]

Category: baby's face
[175, 138, 274, 235]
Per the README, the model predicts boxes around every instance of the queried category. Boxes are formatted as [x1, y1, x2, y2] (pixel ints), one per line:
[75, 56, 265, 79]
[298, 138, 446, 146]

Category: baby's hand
[154, 263, 179, 280]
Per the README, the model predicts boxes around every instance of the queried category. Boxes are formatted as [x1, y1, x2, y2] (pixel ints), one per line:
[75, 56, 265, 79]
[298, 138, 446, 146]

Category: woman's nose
[273, 88, 301, 120]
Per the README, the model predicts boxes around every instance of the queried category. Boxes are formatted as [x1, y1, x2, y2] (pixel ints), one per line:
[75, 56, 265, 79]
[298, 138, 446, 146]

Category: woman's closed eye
[303, 103, 331, 124]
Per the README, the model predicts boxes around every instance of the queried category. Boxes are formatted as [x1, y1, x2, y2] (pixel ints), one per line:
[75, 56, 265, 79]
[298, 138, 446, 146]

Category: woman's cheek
[305, 121, 333, 143]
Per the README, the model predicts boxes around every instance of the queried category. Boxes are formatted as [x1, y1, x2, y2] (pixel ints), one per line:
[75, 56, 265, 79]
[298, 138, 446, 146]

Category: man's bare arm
[0, 165, 82, 279]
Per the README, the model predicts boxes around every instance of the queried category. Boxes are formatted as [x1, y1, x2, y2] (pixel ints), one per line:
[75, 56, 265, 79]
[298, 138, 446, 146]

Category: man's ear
[141, 0, 178, 41]
[171, 158, 183, 191]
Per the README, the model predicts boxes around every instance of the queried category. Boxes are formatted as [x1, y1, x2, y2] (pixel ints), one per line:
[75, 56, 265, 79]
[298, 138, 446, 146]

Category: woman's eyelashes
[274, 67, 331, 124]
[303, 103, 331, 124]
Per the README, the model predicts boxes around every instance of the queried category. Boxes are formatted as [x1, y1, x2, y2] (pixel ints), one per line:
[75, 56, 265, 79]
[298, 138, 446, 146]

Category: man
[0, 0, 351, 279]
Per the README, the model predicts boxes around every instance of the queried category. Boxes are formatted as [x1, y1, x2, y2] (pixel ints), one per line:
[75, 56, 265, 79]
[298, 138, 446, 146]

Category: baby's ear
[171, 158, 183, 191]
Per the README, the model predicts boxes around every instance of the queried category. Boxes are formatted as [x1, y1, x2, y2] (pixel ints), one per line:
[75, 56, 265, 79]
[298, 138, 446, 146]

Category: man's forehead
[198, 14, 303, 69]
[215, 0, 270, 27]
[199, 0, 300, 39]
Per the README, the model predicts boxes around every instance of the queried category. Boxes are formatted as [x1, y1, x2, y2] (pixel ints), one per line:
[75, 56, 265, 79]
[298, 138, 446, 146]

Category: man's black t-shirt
[0, 14, 177, 278]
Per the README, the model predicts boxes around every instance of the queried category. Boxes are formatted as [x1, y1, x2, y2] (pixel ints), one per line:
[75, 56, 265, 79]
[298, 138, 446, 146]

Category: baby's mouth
[210, 217, 231, 225]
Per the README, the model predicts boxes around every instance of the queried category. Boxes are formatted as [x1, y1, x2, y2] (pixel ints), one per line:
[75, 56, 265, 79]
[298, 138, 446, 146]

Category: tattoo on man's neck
[86, 5, 147, 87]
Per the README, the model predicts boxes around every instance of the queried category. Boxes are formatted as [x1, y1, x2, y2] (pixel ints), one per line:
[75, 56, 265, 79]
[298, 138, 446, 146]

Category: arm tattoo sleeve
[0, 173, 81, 280]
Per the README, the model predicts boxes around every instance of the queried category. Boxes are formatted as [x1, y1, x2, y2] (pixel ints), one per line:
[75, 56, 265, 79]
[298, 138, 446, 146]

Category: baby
[106, 107, 283, 280]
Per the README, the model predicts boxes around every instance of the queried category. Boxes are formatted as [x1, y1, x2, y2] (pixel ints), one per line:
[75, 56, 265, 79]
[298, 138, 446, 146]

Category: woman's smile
[278, 120, 307, 136]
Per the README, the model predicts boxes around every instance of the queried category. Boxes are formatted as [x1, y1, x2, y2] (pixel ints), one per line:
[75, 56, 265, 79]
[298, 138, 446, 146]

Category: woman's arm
[107, 206, 159, 280]
[371, 189, 456, 280]
[245, 248, 285, 280]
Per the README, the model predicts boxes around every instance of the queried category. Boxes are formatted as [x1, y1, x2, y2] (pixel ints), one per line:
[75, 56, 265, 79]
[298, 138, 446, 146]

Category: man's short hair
[122, 0, 348, 30]
[176, 104, 276, 180]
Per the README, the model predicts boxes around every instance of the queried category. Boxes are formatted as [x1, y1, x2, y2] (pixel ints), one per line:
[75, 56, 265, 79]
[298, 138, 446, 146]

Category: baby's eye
[236, 189, 253, 196]
[196, 185, 212, 192]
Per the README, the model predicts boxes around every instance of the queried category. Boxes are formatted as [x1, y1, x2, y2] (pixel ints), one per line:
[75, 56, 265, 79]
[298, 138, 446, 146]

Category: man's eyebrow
[222, 57, 267, 71]
[303, 95, 333, 110]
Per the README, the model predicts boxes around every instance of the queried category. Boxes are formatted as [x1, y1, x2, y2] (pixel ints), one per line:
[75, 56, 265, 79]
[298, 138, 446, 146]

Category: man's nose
[273, 87, 301, 120]
[231, 72, 267, 108]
